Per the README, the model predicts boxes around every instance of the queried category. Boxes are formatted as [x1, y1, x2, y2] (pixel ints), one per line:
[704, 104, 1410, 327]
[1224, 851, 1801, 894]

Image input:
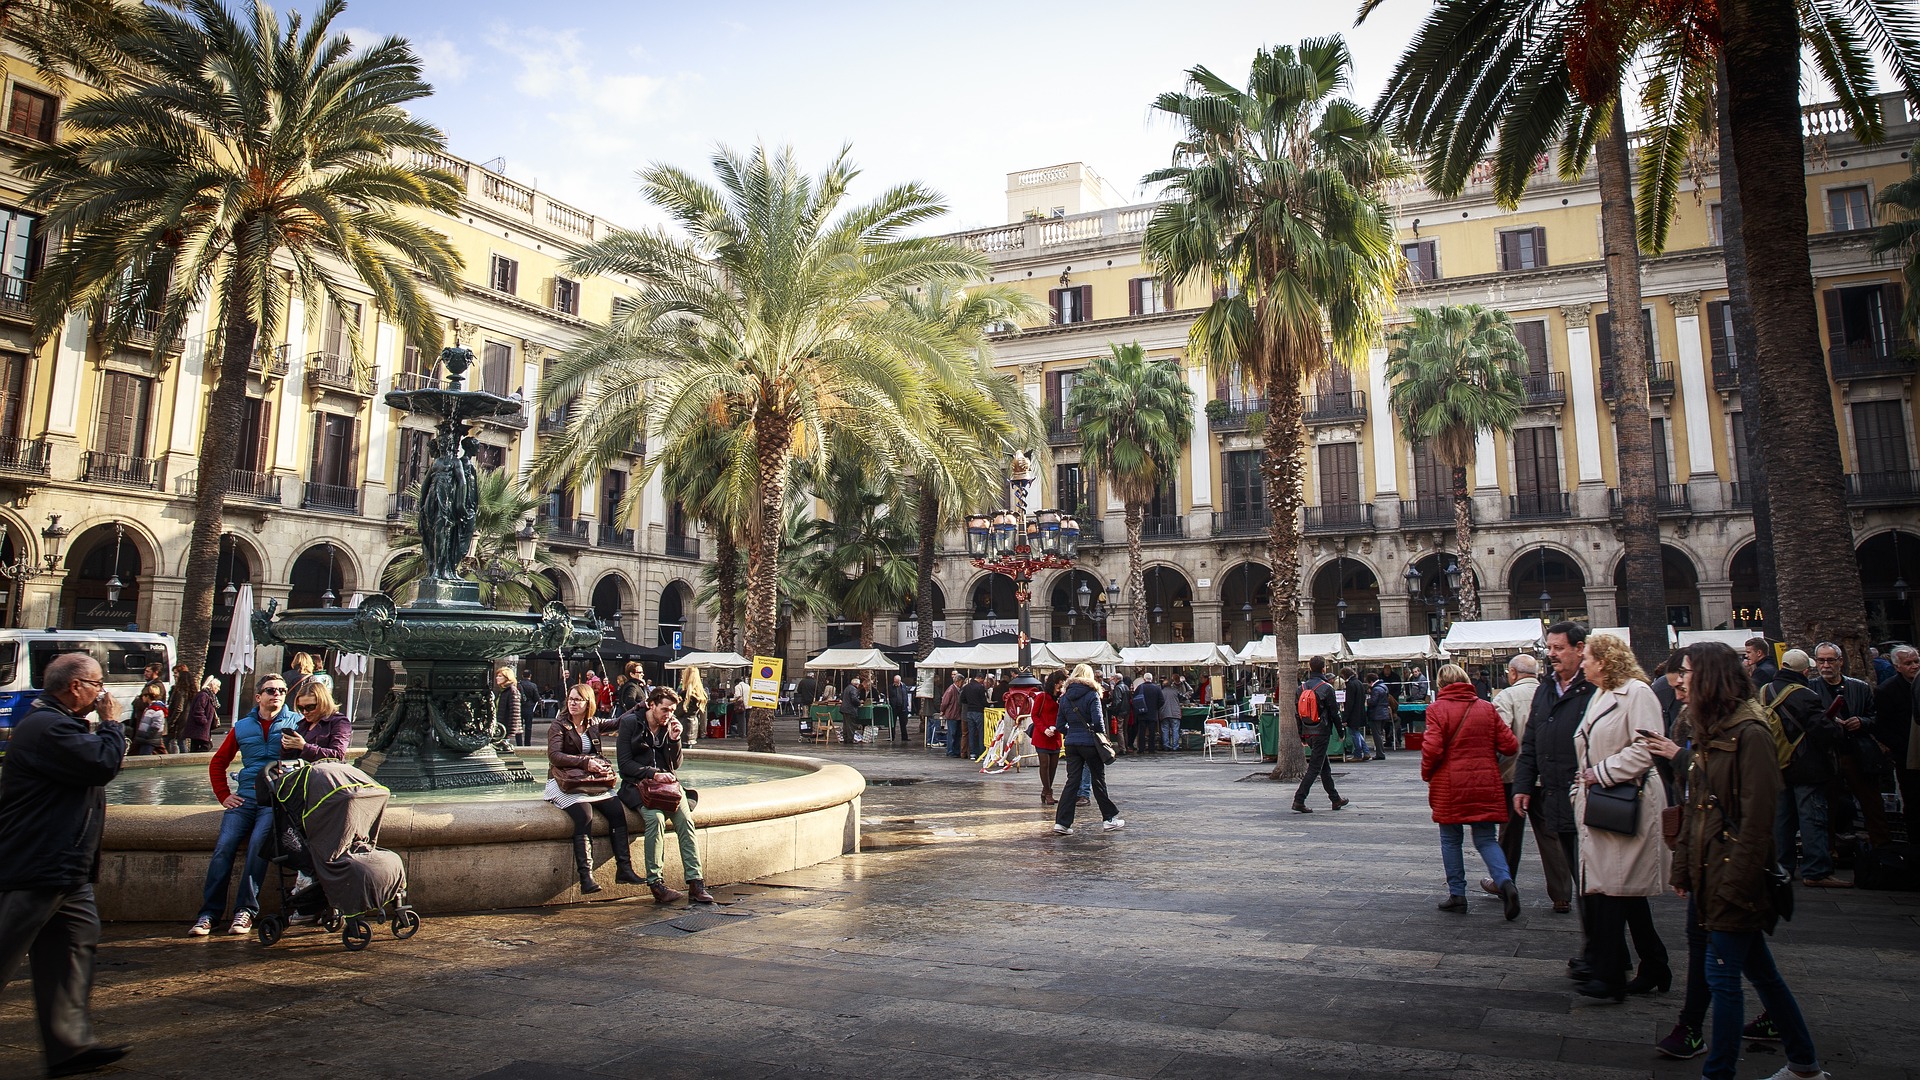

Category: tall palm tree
[656, 407, 757, 652]
[0, 0, 142, 83]
[1384, 306, 1530, 622]
[382, 470, 559, 610]
[793, 458, 919, 651]
[533, 145, 984, 752]
[1065, 343, 1194, 649]
[1140, 38, 1401, 780]
[22, 0, 461, 699]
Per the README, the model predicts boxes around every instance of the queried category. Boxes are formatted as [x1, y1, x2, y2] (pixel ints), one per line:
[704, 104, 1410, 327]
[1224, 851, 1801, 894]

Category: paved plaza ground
[4, 741, 1916, 1079]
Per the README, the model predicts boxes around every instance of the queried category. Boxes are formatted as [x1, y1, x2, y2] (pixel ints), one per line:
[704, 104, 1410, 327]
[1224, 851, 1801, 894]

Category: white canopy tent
[1118, 642, 1240, 668]
[1237, 633, 1349, 665]
[1035, 640, 1123, 667]
[917, 646, 975, 669]
[1440, 619, 1545, 656]
[666, 651, 752, 669]
[803, 647, 899, 672]
[1675, 629, 1759, 649]
[1347, 635, 1443, 664]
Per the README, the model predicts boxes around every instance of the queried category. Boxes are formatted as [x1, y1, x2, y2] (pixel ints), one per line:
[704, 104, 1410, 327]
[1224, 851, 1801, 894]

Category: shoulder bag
[554, 724, 617, 795]
[640, 773, 684, 812]
[1580, 702, 1644, 835]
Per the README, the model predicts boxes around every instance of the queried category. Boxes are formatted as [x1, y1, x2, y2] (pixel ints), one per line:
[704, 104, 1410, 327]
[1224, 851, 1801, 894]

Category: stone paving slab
[3, 744, 1915, 1079]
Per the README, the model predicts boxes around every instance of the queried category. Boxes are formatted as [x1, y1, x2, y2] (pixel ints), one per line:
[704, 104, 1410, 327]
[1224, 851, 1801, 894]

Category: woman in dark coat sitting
[1422, 664, 1521, 918]
[616, 686, 715, 905]
[545, 684, 641, 894]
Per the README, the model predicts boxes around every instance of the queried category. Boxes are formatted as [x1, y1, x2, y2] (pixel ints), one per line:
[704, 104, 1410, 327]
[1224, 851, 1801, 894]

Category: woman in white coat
[1571, 633, 1672, 1001]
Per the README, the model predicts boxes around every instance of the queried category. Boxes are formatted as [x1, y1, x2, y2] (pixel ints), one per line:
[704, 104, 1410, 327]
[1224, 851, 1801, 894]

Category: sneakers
[187, 917, 212, 937]
[1102, 818, 1126, 832]
[1802, 876, 1852, 889]
[227, 911, 253, 935]
[1655, 1023, 1704, 1060]
[1757, 1069, 1830, 1080]
[287, 911, 319, 926]
[1743, 1015, 1780, 1041]
[1052, 823, 1073, 835]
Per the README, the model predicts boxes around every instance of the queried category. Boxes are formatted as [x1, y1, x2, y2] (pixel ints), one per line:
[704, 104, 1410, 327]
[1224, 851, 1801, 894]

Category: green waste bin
[1259, 710, 1279, 758]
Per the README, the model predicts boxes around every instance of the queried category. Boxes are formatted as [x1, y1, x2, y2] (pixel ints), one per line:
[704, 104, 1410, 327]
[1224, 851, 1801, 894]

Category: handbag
[1660, 804, 1684, 850]
[640, 773, 684, 812]
[1584, 778, 1644, 835]
[555, 753, 615, 795]
[1094, 731, 1116, 765]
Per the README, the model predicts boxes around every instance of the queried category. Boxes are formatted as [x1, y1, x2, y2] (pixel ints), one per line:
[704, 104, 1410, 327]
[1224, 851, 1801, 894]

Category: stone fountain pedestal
[355, 659, 534, 791]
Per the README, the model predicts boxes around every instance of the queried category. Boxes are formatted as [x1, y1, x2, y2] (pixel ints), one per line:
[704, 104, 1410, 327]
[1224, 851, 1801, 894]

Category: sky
[340, 0, 1437, 233]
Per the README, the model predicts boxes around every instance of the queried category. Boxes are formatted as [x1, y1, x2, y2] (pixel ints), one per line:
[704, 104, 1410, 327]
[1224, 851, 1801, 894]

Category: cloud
[414, 35, 470, 87]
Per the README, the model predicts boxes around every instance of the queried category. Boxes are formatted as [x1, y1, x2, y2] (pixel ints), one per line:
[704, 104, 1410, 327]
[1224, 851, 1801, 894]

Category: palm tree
[1140, 38, 1401, 780]
[1384, 306, 1529, 622]
[383, 470, 559, 610]
[656, 407, 757, 652]
[533, 145, 985, 752]
[1872, 138, 1920, 334]
[0, 0, 142, 83]
[1065, 343, 1194, 649]
[793, 458, 920, 653]
[21, 0, 462, 699]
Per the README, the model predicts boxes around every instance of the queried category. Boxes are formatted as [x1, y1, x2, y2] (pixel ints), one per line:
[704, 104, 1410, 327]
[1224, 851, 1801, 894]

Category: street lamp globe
[1403, 562, 1423, 598]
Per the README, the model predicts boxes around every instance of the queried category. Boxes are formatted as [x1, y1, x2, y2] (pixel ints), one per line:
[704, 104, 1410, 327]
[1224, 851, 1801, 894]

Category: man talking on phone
[0, 652, 132, 1077]
[617, 686, 715, 905]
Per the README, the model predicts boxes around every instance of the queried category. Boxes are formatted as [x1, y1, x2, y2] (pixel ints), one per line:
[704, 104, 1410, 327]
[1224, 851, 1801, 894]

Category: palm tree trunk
[175, 280, 257, 703]
[1451, 464, 1479, 621]
[915, 480, 938, 659]
[1124, 504, 1147, 648]
[744, 415, 796, 752]
[1717, 21, 1867, 663]
[1716, 59, 1781, 641]
[1597, 106, 1667, 674]
[714, 530, 739, 653]
[1262, 371, 1307, 782]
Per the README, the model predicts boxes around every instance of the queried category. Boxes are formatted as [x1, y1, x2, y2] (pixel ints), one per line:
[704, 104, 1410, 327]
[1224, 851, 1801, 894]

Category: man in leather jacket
[617, 686, 715, 905]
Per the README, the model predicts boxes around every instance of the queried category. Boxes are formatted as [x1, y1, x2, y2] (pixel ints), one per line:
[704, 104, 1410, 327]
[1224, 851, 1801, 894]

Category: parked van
[0, 629, 176, 757]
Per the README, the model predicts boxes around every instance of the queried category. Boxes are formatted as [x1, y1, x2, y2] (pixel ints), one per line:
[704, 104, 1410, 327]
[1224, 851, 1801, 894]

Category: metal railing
[1608, 484, 1691, 515]
[1046, 413, 1080, 446]
[1211, 509, 1270, 537]
[1519, 371, 1565, 406]
[306, 352, 376, 395]
[1647, 361, 1676, 397]
[1508, 491, 1572, 519]
[476, 409, 529, 431]
[1711, 351, 1741, 391]
[1844, 470, 1920, 504]
[665, 534, 701, 559]
[388, 492, 418, 520]
[0, 275, 30, 322]
[81, 451, 160, 489]
[1303, 503, 1374, 533]
[174, 468, 281, 504]
[391, 370, 440, 393]
[1210, 398, 1267, 431]
[1142, 514, 1184, 539]
[0, 435, 50, 477]
[544, 517, 591, 546]
[301, 481, 360, 514]
[537, 409, 571, 435]
[1399, 496, 1458, 529]
[1829, 337, 1915, 381]
[1075, 519, 1106, 546]
[1728, 481, 1751, 509]
[1302, 390, 1367, 424]
[596, 524, 636, 550]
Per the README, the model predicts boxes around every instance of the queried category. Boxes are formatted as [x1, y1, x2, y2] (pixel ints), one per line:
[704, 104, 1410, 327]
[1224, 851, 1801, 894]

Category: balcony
[1211, 508, 1271, 537]
[0, 275, 30, 323]
[1711, 352, 1741, 392]
[301, 481, 360, 514]
[387, 492, 417, 521]
[1303, 390, 1367, 425]
[597, 524, 636, 551]
[122, 310, 183, 354]
[81, 451, 161, 489]
[1142, 514, 1184, 540]
[1303, 503, 1374, 534]
[476, 407, 529, 432]
[537, 409, 571, 435]
[1399, 495, 1459, 529]
[1608, 484, 1691, 517]
[1518, 371, 1565, 407]
[1728, 481, 1751, 509]
[1845, 470, 1920, 506]
[391, 370, 441, 393]
[1600, 360, 1672, 400]
[1508, 491, 1572, 520]
[1829, 337, 1915, 381]
[665, 533, 701, 559]
[176, 468, 282, 505]
[1209, 398, 1267, 432]
[1076, 519, 1107, 547]
[0, 436, 50, 478]
[1046, 413, 1081, 447]
[306, 352, 376, 396]
[620, 435, 646, 457]
[544, 517, 591, 547]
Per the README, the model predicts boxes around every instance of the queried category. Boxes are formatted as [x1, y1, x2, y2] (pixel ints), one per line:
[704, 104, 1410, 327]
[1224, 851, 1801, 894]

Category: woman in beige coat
[1571, 632, 1672, 1001]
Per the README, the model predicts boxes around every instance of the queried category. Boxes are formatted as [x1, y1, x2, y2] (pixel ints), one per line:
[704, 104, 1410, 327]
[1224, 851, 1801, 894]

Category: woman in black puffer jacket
[1052, 664, 1123, 836]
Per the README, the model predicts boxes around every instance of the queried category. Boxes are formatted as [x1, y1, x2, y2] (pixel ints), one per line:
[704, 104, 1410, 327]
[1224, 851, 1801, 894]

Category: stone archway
[1856, 530, 1919, 645]
[1403, 551, 1485, 636]
[1728, 542, 1765, 631]
[60, 523, 145, 630]
[967, 574, 1018, 637]
[1308, 558, 1378, 639]
[657, 579, 695, 650]
[1613, 545, 1703, 634]
[1509, 546, 1588, 624]
[288, 542, 354, 610]
[1046, 569, 1106, 642]
[1142, 565, 1195, 644]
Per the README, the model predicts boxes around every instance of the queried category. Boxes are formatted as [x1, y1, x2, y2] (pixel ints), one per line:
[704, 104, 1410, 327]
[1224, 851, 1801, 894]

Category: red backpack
[1297, 684, 1321, 723]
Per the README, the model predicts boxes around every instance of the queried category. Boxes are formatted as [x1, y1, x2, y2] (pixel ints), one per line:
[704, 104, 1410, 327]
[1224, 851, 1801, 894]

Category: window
[0, 208, 42, 289]
[1129, 276, 1173, 316]
[308, 413, 358, 488]
[1651, 418, 1672, 488]
[1049, 284, 1091, 325]
[233, 397, 272, 474]
[542, 488, 575, 524]
[6, 86, 56, 142]
[553, 277, 580, 316]
[1044, 368, 1083, 425]
[1512, 427, 1562, 499]
[1410, 440, 1448, 502]
[1513, 320, 1550, 375]
[1315, 443, 1360, 514]
[1824, 284, 1903, 361]
[321, 301, 360, 361]
[0, 352, 23, 438]
[1402, 240, 1438, 282]
[474, 442, 507, 473]
[1729, 411, 1752, 486]
[1216, 364, 1258, 408]
[397, 429, 433, 492]
[489, 254, 519, 294]
[479, 340, 512, 396]
[600, 469, 628, 525]
[1827, 186, 1872, 232]
[1853, 400, 1911, 477]
[667, 500, 689, 539]
[1056, 463, 1095, 520]
[1318, 362, 1354, 397]
[1595, 307, 1657, 366]
[1706, 299, 1739, 371]
[1224, 450, 1266, 520]
[1497, 227, 1548, 271]
[1708, 203, 1724, 246]
[93, 372, 153, 458]
[1147, 477, 1178, 522]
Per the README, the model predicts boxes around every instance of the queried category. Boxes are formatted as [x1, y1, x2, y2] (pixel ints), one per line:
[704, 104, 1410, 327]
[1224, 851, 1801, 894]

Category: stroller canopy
[269, 761, 404, 918]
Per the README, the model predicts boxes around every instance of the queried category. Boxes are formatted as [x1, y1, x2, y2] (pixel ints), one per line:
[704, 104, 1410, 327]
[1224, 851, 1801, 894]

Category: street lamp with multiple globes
[0, 514, 70, 627]
[1405, 555, 1463, 635]
[964, 451, 1080, 690]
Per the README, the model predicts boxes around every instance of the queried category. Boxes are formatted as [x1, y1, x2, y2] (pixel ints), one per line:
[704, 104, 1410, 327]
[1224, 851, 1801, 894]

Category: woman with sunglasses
[281, 680, 352, 761]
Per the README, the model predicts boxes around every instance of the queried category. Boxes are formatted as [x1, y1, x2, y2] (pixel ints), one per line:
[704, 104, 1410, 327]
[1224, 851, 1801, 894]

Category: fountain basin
[96, 750, 864, 918]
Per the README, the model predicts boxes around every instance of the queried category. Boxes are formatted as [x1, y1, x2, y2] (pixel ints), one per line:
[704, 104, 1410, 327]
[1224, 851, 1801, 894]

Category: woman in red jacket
[1031, 670, 1064, 805]
[1422, 664, 1522, 919]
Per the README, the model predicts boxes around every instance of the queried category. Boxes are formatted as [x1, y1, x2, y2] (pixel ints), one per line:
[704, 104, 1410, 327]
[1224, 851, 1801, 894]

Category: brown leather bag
[640, 773, 684, 812]
[555, 754, 616, 795]
[1660, 804, 1684, 850]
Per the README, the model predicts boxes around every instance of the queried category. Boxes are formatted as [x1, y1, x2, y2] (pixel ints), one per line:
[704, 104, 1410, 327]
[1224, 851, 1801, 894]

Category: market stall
[1346, 634, 1443, 747]
[1236, 633, 1349, 665]
[666, 651, 751, 738]
[803, 647, 900, 741]
[1119, 642, 1242, 747]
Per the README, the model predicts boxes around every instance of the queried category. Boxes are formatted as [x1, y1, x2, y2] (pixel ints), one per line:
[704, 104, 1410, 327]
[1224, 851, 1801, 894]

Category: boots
[686, 879, 716, 904]
[572, 836, 601, 895]
[649, 881, 686, 904]
[613, 854, 645, 886]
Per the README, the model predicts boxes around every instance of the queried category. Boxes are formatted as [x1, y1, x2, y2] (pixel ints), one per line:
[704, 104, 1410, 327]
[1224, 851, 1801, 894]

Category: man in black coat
[1876, 645, 1919, 833]
[1342, 667, 1371, 759]
[1811, 641, 1886, 847]
[1513, 621, 1596, 917]
[838, 675, 864, 744]
[1292, 657, 1348, 813]
[1768, 650, 1846, 886]
[0, 652, 131, 1077]
[888, 674, 911, 743]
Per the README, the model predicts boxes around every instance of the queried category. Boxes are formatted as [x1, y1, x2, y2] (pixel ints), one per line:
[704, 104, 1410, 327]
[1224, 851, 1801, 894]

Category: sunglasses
[295, 700, 322, 712]
[258, 686, 287, 696]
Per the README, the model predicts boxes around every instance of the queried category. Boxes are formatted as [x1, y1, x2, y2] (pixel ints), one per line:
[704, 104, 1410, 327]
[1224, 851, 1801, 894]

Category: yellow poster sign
[748, 656, 783, 709]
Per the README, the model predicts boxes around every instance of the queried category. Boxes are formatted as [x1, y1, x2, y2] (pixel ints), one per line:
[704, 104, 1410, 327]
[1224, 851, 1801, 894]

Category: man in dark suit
[1513, 621, 1595, 917]
[1746, 637, 1779, 691]
[1875, 645, 1918, 847]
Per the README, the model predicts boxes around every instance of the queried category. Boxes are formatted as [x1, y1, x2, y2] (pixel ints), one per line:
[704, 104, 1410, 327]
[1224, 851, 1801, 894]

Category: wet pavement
[4, 740, 1916, 1079]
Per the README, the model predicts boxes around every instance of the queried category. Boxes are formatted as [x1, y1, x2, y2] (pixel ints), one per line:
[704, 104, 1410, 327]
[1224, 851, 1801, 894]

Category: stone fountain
[254, 345, 601, 790]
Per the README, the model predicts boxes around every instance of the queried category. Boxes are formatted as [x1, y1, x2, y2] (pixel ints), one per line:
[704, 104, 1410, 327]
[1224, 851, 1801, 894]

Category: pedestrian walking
[1489, 654, 1573, 911]
[1640, 649, 1709, 1060]
[1570, 633, 1671, 1001]
[956, 672, 987, 759]
[1874, 645, 1919, 834]
[1808, 642, 1887, 850]
[0, 652, 131, 1078]
[937, 672, 962, 753]
[1671, 642, 1832, 1080]
[493, 666, 523, 747]
[1131, 674, 1164, 754]
[1514, 621, 1596, 922]
[838, 675, 864, 744]
[1367, 671, 1397, 756]
[1292, 656, 1349, 814]
[1745, 638, 1778, 691]
[1052, 665, 1121, 835]
[184, 677, 220, 753]
[1342, 667, 1370, 760]
[1423, 665, 1521, 918]
[888, 674, 911, 742]
[515, 671, 541, 746]
[1032, 671, 1063, 806]
[1765, 650, 1847, 887]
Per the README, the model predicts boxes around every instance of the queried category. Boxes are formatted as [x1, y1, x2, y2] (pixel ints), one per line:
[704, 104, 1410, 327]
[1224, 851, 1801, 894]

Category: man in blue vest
[188, 673, 299, 937]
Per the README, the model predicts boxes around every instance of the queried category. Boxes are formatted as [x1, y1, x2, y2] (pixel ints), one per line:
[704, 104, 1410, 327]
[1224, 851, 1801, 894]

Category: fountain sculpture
[254, 345, 601, 790]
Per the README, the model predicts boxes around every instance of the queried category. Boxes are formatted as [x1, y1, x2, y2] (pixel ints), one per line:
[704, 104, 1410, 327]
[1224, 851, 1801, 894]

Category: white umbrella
[666, 650, 751, 669]
[220, 583, 257, 728]
[335, 593, 370, 719]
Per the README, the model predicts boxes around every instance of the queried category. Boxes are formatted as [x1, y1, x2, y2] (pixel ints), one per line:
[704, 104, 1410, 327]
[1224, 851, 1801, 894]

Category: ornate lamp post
[964, 451, 1080, 689]
[1406, 556, 1462, 635]
[0, 514, 69, 627]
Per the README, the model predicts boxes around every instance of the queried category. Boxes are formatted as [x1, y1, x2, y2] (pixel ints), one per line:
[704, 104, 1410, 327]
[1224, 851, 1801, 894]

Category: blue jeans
[1439, 822, 1510, 897]
[1773, 783, 1832, 880]
[951, 710, 981, 757]
[1704, 930, 1820, 1080]
[1077, 768, 1092, 799]
[1160, 717, 1179, 750]
[197, 801, 274, 921]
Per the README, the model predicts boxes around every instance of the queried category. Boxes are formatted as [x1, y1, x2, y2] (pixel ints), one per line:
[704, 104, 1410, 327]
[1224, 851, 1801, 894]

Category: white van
[0, 629, 177, 757]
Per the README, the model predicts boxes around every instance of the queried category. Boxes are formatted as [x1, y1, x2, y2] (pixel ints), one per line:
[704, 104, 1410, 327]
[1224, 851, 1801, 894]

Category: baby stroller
[253, 760, 420, 951]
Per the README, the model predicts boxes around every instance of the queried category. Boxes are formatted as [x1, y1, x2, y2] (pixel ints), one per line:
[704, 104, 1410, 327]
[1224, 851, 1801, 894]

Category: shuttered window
[1729, 411, 1752, 484]
[1056, 463, 1095, 519]
[233, 397, 272, 473]
[0, 209, 41, 284]
[1128, 277, 1173, 316]
[1402, 240, 1438, 282]
[0, 351, 23, 438]
[1824, 284, 1903, 355]
[601, 469, 629, 525]
[1651, 418, 1672, 487]
[397, 429, 433, 491]
[1497, 227, 1548, 271]
[1853, 400, 1911, 476]
[1411, 440, 1447, 501]
[1048, 285, 1091, 324]
[321, 301, 360, 360]
[552, 276, 580, 315]
[1513, 427, 1562, 497]
[1706, 300, 1738, 368]
[309, 413, 358, 488]
[1595, 308, 1657, 365]
[93, 372, 153, 458]
[1147, 476, 1178, 520]
[7, 86, 56, 142]
[489, 254, 519, 294]
[1513, 320, 1550, 375]
[480, 340, 513, 396]
[1225, 450, 1265, 519]
[1316, 443, 1359, 508]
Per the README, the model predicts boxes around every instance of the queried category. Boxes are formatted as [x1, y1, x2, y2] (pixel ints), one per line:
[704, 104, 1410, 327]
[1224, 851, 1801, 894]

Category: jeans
[1294, 735, 1341, 806]
[197, 801, 274, 921]
[1160, 716, 1179, 751]
[1078, 768, 1092, 799]
[1439, 822, 1509, 897]
[1679, 894, 1710, 1030]
[641, 802, 703, 884]
[1055, 744, 1117, 828]
[0, 884, 101, 1067]
[964, 710, 985, 758]
[1774, 782, 1832, 879]
[1703, 930, 1820, 1080]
